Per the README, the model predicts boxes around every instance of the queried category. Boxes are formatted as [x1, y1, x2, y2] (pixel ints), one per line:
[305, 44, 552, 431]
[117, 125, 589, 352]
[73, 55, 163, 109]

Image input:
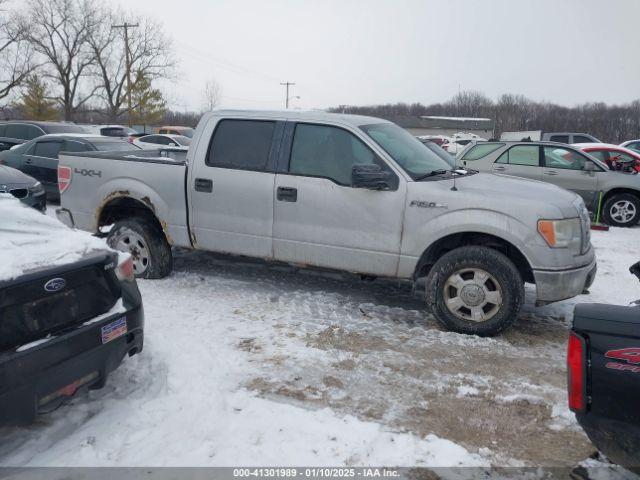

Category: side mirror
[352, 164, 392, 190]
[583, 161, 597, 172]
[169, 142, 177, 147]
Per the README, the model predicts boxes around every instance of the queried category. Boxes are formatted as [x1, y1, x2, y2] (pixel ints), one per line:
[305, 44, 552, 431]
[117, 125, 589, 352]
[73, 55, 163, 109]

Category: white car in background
[442, 133, 487, 156]
[133, 134, 191, 150]
[620, 139, 640, 154]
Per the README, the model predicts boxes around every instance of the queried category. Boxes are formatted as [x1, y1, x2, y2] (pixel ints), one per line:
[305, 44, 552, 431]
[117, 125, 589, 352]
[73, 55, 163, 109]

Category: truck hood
[0, 164, 36, 186]
[429, 172, 582, 217]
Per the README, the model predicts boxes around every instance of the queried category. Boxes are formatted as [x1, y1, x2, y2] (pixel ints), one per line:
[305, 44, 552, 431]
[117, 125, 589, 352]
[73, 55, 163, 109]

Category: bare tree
[20, 0, 102, 120]
[0, 0, 33, 103]
[87, 9, 174, 122]
[202, 78, 222, 111]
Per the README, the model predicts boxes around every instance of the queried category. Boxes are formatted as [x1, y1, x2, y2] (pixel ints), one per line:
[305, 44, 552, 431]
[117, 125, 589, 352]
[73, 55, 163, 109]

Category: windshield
[361, 123, 453, 178]
[93, 141, 141, 152]
[421, 141, 455, 167]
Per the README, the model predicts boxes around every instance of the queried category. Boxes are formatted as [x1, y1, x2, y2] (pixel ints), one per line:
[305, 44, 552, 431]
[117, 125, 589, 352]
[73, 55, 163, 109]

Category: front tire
[107, 217, 173, 279]
[425, 246, 524, 337]
[602, 193, 640, 227]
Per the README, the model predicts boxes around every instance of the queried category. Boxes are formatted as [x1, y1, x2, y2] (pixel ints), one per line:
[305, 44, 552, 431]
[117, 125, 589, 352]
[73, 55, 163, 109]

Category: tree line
[331, 91, 640, 143]
[0, 0, 175, 125]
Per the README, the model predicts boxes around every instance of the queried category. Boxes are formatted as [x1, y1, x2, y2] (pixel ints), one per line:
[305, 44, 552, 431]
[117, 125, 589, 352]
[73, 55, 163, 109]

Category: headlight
[28, 181, 44, 194]
[538, 218, 581, 250]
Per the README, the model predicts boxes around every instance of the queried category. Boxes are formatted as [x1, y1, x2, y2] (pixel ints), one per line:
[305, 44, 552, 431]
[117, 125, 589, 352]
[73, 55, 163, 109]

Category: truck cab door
[272, 122, 405, 277]
[541, 146, 599, 205]
[188, 117, 284, 258]
[491, 144, 543, 181]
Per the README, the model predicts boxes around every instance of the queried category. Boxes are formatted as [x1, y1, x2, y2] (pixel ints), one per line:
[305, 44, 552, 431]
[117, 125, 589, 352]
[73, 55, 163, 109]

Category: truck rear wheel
[107, 218, 173, 279]
[425, 246, 524, 336]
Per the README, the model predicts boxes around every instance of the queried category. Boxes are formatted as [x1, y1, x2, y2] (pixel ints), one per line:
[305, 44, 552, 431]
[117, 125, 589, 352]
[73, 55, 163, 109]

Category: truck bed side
[572, 303, 640, 468]
[58, 151, 191, 248]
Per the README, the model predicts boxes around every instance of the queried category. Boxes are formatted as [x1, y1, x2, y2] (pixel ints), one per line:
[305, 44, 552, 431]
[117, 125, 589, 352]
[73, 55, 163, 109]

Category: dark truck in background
[569, 262, 640, 471]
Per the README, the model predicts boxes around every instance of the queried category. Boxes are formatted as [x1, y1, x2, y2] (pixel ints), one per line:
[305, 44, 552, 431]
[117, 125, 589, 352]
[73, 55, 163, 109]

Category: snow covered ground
[0, 207, 638, 469]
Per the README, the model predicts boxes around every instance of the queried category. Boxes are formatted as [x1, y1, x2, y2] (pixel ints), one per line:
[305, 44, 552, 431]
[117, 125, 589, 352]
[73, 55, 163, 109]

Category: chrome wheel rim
[610, 200, 637, 224]
[443, 268, 503, 323]
[112, 230, 149, 276]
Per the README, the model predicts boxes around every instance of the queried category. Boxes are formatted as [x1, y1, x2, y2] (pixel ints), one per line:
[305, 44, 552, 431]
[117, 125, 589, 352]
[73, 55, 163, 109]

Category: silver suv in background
[458, 141, 640, 227]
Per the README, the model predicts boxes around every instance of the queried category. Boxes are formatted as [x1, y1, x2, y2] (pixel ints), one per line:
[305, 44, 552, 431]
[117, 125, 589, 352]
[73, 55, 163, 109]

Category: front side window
[206, 119, 275, 171]
[543, 146, 587, 170]
[573, 135, 595, 143]
[549, 135, 570, 143]
[33, 141, 62, 158]
[497, 145, 540, 166]
[24, 125, 42, 140]
[289, 123, 384, 186]
[462, 143, 504, 161]
[62, 140, 89, 152]
[5, 124, 26, 140]
[361, 123, 451, 178]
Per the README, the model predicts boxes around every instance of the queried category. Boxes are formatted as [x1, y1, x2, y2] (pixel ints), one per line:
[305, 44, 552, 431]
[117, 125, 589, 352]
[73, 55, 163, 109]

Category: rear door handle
[25, 158, 33, 164]
[277, 186, 297, 202]
[194, 178, 213, 192]
[544, 170, 558, 176]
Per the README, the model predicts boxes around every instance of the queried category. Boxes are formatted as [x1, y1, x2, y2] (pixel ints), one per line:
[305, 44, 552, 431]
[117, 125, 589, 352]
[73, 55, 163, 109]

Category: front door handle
[544, 170, 558, 176]
[25, 158, 33, 164]
[277, 186, 297, 202]
[194, 178, 213, 192]
[493, 166, 506, 171]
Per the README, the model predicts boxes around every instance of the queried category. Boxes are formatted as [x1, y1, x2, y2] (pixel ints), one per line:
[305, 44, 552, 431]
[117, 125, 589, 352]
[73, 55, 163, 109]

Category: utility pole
[112, 22, 139, 127]
[280, 81, 295, 109]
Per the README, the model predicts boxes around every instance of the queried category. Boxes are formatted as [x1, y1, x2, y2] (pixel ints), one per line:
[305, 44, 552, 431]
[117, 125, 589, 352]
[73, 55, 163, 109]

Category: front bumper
[533, 257, 597, 305]
[0, 303, 144, 426]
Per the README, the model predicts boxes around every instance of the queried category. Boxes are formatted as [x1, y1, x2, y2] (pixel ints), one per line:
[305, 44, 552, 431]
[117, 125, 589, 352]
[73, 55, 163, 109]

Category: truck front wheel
[425, 246, 524, 336]
[107, 218, 173, 279]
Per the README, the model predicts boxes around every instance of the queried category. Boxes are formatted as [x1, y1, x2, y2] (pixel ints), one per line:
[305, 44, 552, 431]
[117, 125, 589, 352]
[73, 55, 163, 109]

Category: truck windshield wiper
[415, 169, 450, 181]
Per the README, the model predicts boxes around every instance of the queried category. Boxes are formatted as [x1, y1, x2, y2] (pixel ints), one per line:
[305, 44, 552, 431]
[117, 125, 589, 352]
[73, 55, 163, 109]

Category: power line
[112, 22, 139, 127]
[280, 81, 295, 109]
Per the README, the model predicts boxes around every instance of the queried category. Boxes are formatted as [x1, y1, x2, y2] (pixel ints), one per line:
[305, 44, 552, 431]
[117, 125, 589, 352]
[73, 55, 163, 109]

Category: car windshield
[422, 141, 455, 167]
[361, 123, 452, 178]
[93, 141, 141, 151]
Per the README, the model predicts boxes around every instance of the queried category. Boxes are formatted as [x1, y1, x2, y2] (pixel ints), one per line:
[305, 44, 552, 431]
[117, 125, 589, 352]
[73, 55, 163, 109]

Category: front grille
[0, 264, 119, 352]
[9, 188, 28, 199]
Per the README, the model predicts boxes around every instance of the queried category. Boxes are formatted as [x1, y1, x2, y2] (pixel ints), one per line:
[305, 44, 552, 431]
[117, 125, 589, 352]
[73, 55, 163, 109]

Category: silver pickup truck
[56, 110, 596, 336]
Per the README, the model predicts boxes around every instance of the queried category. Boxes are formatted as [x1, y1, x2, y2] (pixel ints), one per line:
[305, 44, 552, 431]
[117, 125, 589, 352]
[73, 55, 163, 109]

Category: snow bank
[0, 195, 111, 281]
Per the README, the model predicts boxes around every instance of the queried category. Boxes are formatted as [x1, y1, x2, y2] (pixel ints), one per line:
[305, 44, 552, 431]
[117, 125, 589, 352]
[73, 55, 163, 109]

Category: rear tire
[107, 217, 172, 279]
[425, 246, 524, 337]
[602, 193, 640, 227]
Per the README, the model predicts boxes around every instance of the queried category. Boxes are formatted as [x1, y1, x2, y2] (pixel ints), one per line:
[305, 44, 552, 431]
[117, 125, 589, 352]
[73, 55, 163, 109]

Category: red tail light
[115, 255, 135, 282]
[567, 332, 587, 412]
[58, 165, 72, 194]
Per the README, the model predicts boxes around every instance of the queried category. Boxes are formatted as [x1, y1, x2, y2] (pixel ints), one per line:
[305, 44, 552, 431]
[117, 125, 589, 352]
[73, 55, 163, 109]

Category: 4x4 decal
[605, 348, 640, 373]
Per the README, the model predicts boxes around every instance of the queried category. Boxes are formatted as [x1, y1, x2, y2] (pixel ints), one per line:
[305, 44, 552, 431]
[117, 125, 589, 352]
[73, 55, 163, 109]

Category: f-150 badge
[410, 200, 447, 209]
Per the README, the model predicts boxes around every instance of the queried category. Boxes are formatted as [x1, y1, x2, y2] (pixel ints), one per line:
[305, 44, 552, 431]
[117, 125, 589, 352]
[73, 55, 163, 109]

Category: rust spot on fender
[140, 196, 156, 213]
[95, 190, 131, 230]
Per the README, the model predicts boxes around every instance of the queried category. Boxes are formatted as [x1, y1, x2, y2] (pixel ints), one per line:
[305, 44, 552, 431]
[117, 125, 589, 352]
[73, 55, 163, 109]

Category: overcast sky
[112, 0, 640, 112]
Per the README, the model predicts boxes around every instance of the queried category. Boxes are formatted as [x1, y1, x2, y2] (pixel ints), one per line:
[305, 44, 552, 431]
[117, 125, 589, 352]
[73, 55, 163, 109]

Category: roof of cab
[203, 109, 392, 128]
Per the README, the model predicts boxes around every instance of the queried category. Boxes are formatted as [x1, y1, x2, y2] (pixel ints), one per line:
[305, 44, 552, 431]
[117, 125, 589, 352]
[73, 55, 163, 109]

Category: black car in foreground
[0, 134, 140, 200]
[0, 197, 144, 425]
[0, 164, 46, 211]
[569, 263, 640, 473]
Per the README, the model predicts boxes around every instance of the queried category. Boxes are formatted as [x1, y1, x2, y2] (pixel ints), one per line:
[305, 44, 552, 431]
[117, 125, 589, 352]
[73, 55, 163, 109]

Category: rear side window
[573, 135, 594, 143]
[585, 150, 607, 162]
[24, 125, 42, 140]
[549, 135, 569, 143]
[5, 124, 26, 140]
[496, 145, 540, 166]
[101, 127, 127, 137]
[462, 143, 504, 161]
[0, 125, 5, 136]
[33, 141, 62, 158]
[206, 119, 275, 171]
